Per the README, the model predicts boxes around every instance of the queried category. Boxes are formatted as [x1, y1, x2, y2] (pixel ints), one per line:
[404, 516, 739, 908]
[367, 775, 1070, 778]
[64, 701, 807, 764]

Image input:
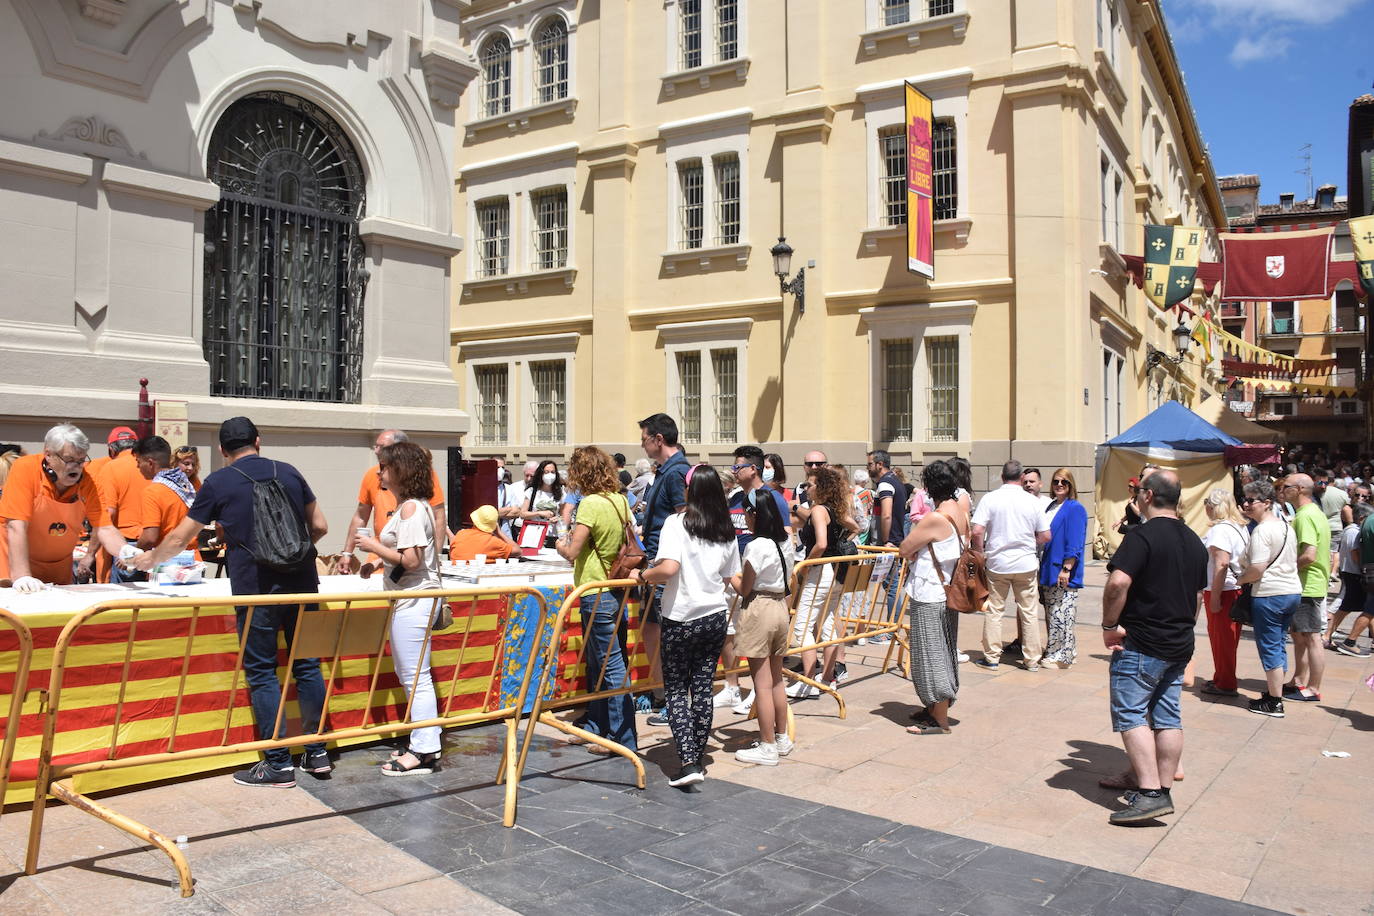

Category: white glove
[12, 576, 44, 593]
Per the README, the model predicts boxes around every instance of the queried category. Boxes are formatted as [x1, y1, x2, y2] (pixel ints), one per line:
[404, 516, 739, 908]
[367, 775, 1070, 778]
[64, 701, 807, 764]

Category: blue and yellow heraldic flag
[1351, 215, 1374, 300]
[1143, 225, 1202, 309]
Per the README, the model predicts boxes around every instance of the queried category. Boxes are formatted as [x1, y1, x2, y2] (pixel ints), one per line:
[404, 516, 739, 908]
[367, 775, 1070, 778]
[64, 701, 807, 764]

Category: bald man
[339, 429, 446, 574]
[1283, 473, 1328, 702]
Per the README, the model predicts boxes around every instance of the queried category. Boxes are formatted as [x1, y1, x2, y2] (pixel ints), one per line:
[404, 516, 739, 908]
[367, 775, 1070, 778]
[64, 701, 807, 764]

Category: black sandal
[381, 750, 440, 776]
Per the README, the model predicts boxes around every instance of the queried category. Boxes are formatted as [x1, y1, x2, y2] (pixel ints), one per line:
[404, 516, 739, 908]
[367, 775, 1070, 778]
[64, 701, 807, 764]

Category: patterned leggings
[1042, 585, 1080, 665]
[660, 612, 728, 768]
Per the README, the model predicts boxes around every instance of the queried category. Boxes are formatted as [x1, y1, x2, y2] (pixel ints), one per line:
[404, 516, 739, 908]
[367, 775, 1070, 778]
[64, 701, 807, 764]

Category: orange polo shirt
[0, 454, 105, 580]
[358, 466, 445, 527]
[95, 450, 149, 538]
[85, 455, 112, 481]
[141, 481, 199, 559]
[448, 528, 514, 563]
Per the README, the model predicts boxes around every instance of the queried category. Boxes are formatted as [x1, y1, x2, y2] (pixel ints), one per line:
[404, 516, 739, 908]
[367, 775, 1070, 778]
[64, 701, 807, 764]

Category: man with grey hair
[339, 429, 446, 573]
[0, 424, 127, 591]
[972, 459, 1052, 670]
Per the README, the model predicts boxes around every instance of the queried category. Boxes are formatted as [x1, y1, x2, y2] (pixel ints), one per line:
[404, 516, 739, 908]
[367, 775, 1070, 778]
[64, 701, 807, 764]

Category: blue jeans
[235, 603, 327, 769]
[578, 589, 638, 751]
[1251, 593, 1299, 673]
[1109, 646, 1186, 732]
[881, 553, 906, 622]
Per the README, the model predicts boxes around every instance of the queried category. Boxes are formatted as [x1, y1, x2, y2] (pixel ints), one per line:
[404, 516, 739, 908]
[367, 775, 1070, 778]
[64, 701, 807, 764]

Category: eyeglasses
[731, 464, 751, 472]
[1240, 497, 1269, 506]
[48, 451, 87, 468]
[804, 461, 825, 468]
[1052, 479, 1070, 487]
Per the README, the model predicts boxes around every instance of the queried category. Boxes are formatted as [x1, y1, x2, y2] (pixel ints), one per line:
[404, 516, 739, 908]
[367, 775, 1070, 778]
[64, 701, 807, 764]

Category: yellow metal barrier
[21, 585, 552, 897]
[0, 608, 34, 829]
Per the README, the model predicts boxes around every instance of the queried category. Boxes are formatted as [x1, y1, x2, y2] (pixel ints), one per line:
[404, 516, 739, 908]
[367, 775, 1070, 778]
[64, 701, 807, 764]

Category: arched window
[481, 34, 512, 116]
[203, 93, 367, 403]
[533, 18, 569, 104]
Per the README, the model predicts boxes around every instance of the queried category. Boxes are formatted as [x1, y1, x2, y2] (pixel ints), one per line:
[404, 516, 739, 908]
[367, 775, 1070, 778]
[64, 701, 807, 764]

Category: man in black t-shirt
[866, 450, 910, 628]
[1101, 469, 1207, 826]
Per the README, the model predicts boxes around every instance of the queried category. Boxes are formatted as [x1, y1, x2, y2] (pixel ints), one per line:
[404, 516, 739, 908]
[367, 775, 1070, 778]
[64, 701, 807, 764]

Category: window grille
[680, 0, 703, 69]
[1100, 156, 1110, 243]
[534, 19, 569, 103]
[474, 365, 508, 445]
[926, 336, 959, 442]
[881, 0, 910, 25]
[881, 339, 914, 442]
[879, 125, 906, 227]
[481, 35, 512, 117]
[678, 159, 704, 250]
[676, 351, 702, 444]
[531, 188, 568, 271]
[529, 360, 566, 444]
[475, 198, 510, 277]
[716, 0, 738, 61]
[713, 154, 740, 245]
[932, 119, 957, 220]
[711, 349, 738, 443]
[928, 0, 955, 15]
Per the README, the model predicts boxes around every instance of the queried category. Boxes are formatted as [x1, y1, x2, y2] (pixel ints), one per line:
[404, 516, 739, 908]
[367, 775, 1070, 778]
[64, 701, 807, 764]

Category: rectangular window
[678, 159, 704, 250]
[878, 125, 907, 227]
[1113, 171, 1125, 250]
[881, 339, 914, 442]
[928, 0, 954, 15]
[680, 0, 703, 70]
[676, 351, 702, 444]
[531, 188, 568, 271]
[529, 360, 566, 444]
[932, 119, 957, 220]
[473, 365, 508, 445]
[475, 198, 509, 278]
[715, 0, 738, 61]
[713, 154, 740, 245]
[711, 348, 738, 443]
[881, 0, 910, 25]
[926, 336, 958, 442]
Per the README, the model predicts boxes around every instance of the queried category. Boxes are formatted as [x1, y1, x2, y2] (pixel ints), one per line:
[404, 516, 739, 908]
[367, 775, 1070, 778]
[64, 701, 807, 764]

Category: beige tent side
[1094, 449, 1231, 557]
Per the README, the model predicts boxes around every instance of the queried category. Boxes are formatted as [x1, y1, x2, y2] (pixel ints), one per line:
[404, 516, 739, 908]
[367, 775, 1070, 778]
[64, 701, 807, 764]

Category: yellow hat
[471, 505, 499, 533]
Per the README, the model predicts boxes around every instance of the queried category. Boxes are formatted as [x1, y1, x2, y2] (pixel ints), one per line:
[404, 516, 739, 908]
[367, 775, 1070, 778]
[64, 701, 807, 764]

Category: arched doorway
[203, 92, 367, 402]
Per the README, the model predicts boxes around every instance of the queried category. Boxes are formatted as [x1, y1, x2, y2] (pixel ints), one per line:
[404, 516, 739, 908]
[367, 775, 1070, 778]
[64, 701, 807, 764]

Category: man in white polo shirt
[972, 459, 1052, 671]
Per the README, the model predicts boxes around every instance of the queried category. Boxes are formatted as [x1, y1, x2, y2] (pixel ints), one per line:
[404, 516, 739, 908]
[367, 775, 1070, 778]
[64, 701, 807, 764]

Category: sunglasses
[1240, 497, 1269, 506]
[804, 461, 825, 468]
[1052, 479, 1070, 487]
[731, 463, 752, 472]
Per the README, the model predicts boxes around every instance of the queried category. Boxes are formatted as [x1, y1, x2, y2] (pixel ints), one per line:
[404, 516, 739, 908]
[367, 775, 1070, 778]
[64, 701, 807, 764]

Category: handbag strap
[771, 539, 792, 597]
[925, 510, 962, 586]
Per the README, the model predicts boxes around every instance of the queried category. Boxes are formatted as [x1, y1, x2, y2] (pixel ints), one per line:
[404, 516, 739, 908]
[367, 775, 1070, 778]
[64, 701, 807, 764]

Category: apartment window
[881, 0, 910, 24]
[667, 335, 746, 445]
[678, 159, 705, 250]
[881, 339, 915, 442]
[711, 349, 738, 442]
[1271, 399, 1295, 417]
[475, 198, 510, 277]
[533, 18, 569, 104]
[713, 154, 741, 245]
[928, 0, 955, 13]
[716, 0, 739, 61]
[676, 351, 703, 443]
[480, 34, 512, 117]
[878, 125, 906, 226]
[680, 0, 703, 70]
[926, 336, 959, 442]
[531, 188, 569, 271]
[1100, 153, 1125, 249]
[1102, 348, 1124, 439]
[473, 365, 509, 445]
[1097, 0, 1118, 66]
[932, 119, 957, 220]
[529, 360, 567, 444]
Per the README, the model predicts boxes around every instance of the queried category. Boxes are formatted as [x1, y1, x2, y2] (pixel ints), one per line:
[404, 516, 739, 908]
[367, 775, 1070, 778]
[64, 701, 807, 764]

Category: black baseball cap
[219, 416, 259, 451]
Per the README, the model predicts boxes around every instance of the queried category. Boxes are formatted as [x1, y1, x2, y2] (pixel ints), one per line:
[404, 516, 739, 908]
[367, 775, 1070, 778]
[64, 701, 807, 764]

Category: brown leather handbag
[928, 511, 990, 614]
[594, 494, 645, 580]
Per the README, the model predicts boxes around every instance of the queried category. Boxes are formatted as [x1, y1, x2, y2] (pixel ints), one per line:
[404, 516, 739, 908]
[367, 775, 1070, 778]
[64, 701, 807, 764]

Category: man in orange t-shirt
[137, 438, 200, 558]
[96, 436, 162, 582]
[0, 424, 126, 589]
[339, 429, 446, 573]
[87, 426, 138, 580]
[449, 505, 515, 562]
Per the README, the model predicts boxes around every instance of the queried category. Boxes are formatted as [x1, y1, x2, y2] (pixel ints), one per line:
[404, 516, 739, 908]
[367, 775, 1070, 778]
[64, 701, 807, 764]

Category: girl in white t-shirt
[633, 464, 740, 787]
[1200, 488, 1249, 697]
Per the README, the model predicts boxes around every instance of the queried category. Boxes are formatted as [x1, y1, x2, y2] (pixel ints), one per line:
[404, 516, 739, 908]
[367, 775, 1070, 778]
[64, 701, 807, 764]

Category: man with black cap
[135, 416, 331, 788]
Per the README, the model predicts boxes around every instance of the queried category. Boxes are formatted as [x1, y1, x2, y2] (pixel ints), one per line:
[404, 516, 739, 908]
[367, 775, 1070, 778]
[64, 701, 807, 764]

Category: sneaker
[713, 685, 741, 708]
[734, 742, 779, 766]
[1337, 641, 1372, 658]
[867, 633, 890, 645]
[233, 760, 296, 788]
[1002, 640, 1023, 658]
[1108, 789, 1174, 826]
[634, 693, 653, 712]
[857, 637, 868, 646]
[1022, 661, 1042, 672]
[1199, 680, 1240, 697]
[647, 713, 670, 727]
[733, 691, 756, 715]
[298, 749, 333, 774]
[833, 662, 850, 683]
[972, 658, 999, 670]
[774, 734, 794, 756]
[957, 652, 970, 664]
[1248, 693, 1285, 718]
[786, 680, 817, 699]
[668, 764, 705, 786]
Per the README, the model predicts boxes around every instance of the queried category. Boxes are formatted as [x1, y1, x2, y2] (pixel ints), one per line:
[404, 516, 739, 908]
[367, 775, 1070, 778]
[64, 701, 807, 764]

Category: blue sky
[1161, 0, 1369, 204]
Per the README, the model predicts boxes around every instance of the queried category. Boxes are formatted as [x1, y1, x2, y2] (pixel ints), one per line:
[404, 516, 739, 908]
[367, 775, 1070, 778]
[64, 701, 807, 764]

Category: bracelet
[1101, 622, 1118, 630]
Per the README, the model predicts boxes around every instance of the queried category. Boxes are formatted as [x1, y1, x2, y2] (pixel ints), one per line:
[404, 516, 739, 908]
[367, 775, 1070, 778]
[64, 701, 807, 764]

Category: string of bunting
[1230, 377, 1359, 398]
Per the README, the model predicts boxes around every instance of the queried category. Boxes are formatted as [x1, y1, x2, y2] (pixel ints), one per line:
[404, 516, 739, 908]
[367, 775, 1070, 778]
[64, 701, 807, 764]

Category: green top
[573, 492, 631, 590]
[1360, 514, 1374, 565]
[1292, 502, 1330, 599]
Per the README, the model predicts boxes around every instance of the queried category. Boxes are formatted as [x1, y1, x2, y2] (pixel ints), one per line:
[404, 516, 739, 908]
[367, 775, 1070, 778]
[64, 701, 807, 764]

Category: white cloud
[1195, 0, 1364, 26]
[1229, 33, 1293, 65]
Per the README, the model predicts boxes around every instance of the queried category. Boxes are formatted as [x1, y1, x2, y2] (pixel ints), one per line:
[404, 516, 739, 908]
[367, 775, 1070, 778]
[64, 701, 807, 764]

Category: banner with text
[905, 82, 934, 280]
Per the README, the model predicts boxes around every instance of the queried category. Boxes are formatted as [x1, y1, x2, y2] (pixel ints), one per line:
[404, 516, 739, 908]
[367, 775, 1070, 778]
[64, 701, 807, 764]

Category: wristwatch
[1101, 622, 1119, 630]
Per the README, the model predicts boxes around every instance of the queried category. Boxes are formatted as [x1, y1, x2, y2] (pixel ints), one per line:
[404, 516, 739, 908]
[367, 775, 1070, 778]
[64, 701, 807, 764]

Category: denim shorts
[1251, 593, 1298, 672]
[1291, 597, 1323, 634]
[1108, 647, 1187, 733]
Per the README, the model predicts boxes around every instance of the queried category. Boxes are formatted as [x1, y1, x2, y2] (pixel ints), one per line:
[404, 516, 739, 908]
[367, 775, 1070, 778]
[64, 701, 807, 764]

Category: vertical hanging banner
[905, 82, 935, 279]
[1142, 225, 1202, 309]
[1351, 214, 1374, 299]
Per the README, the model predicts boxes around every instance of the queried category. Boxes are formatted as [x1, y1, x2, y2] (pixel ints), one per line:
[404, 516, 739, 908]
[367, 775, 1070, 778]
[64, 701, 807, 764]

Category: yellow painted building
[449, 0, 1226, 496]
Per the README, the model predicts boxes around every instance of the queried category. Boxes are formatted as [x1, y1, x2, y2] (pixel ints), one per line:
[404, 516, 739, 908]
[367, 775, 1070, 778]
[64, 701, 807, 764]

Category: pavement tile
[543, 815, 678, 864]
[458, 845, 620, 907]
[400, 821, 553, 874]
[365, 875, 514, 915]
[177, 831, 303, 893]
[765, 839, 883, 882]
[610, 849, 717, 893]
[287, 829, 441, 894]
[649, 820, 792, 874]
[1130, 857, 1250, 902]
[515, 871, 694, 916]
[858, 824, 987, 879]
[775, 806, 899, 850]
[823, 867, 979, 915]
[687, 859, 841, 916]
[209, 868, 390, 916]
[950, 844, 1085, 898]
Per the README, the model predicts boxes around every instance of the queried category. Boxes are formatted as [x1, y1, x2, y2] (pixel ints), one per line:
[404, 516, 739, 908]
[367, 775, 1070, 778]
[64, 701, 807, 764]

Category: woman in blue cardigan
[1039, 468, 1087, 668]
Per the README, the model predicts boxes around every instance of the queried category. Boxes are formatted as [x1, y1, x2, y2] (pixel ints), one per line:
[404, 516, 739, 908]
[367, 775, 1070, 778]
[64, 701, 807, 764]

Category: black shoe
[1248, 693, 1285, 718]
[972, 658, 999, 670]
[646, 713, 670, 727]
[1109, 789, 1174, 826]
[233, 760, 296, 788]
[1002, 640, 1023, 658]
[298, 749, 333, 774]
[668, 763, 705, 787]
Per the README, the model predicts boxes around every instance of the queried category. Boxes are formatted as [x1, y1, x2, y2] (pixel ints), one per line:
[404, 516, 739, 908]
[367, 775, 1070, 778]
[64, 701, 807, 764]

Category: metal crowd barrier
[20, 586, 552, 897]
[0, 607, 35, 829]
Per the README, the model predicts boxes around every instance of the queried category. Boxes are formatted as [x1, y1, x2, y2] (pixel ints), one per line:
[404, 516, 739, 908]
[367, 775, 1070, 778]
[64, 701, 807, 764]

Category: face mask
[542, 473, 557, 486]
[762, 467, 775, 483]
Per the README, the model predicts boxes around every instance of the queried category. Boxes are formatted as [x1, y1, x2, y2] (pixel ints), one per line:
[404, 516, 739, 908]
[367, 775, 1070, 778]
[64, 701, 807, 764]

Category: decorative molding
[657, 317, 753, 344]
[101, 162, 220, 209]
[459, 142, 579, 180]
[358, 216, 465, 256]
[0, 138, 95, 184]
[658, 108, 753, 140]
[1093, 50, 1127, 110]
[233, 0, 371, 53]
[661, 56, 751, 96]
[660, 244, 750, 274]
[859, 11, 969, 56]
[35, 115, 147, 163]
[935, 216, 973, 246]
[862, 218, 971, 253]
[461, 266, 577, 296]
[451, 315, 593, 342]
[79, 0, 126, 26]
[855, 67, 974, 102]
[1098, 242, 1129, 281]
[419, 38, 480, 109]
[465, 96, 578, 137]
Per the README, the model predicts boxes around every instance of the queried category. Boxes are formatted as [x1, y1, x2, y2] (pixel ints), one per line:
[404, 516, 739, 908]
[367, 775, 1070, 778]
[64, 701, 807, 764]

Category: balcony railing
[1265, 315, 1299, 335]
[1218, 302, 1246, 319]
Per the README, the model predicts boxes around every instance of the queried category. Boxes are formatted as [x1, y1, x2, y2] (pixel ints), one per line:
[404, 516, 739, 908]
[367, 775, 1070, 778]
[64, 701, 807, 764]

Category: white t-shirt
[742, 536, 793, 594]
[971, 484, 1051, 575]
[1202, 521, 1247, 591]
[1340, 523, 1361, 574]
[379, 499, 439, 591]
[655, 513, 742, 622]
[1248, 519, 1301, 598]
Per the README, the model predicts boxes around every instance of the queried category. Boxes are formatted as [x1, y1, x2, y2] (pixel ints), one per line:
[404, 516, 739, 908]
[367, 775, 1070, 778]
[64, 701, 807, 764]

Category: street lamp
[1145, 317, 1193, 372]
[770, 236, 806, 314]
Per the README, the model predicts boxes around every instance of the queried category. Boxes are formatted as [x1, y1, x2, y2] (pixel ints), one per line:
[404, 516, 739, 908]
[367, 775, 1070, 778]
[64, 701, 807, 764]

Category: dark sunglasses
[804, 461, 825, 467]
[1240, 497, 1268, 506]
[1052, 478, 1070, 487]
[176, 446, 198, 454]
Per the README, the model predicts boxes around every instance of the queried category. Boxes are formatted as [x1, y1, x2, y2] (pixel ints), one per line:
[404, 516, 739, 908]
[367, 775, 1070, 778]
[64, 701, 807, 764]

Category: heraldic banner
[1351, 214, 1374, 299]
[1142, 224, 1201, 309]
[1219, 226, 1333, 300]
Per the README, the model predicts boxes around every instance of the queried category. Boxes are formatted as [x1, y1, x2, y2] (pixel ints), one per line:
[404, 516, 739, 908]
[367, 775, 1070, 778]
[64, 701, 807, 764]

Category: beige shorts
[734, 593, 790, 658]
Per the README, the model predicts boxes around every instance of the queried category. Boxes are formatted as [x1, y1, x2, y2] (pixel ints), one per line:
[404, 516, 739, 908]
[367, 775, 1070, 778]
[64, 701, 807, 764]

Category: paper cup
[474, 553, 487, 565]
[356, 526, 373, 539]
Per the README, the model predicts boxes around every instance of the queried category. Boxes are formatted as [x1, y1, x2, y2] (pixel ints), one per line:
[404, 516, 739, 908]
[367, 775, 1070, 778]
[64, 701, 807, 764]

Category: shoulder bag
[592, 493, 646, 580]
[928, 510, 990, 614]
[1233, 522, 1286, 627]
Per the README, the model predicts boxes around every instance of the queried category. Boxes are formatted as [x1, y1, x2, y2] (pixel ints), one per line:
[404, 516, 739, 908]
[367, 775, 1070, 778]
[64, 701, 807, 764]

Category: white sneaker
[732, 691, 756, 715]
[734, 742, 779, 766]
[957, 652, 970, 664]
[712, 685, 741, 708]
[774, 734, 794, 756]
[786, 680, 816, 699]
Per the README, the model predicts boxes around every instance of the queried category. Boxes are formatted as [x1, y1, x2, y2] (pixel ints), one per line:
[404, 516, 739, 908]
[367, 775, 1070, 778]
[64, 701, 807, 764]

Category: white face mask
[762, 467, 775, 483]
[542, 473, 557, 486]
